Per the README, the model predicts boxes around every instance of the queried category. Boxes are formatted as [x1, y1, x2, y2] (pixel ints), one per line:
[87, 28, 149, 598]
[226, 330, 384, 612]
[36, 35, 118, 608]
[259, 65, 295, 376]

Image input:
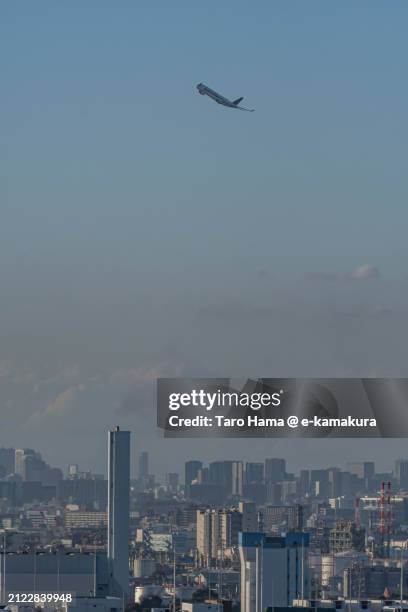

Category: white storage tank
[322, 552, 369, 586]
[133, 558, 156, 578]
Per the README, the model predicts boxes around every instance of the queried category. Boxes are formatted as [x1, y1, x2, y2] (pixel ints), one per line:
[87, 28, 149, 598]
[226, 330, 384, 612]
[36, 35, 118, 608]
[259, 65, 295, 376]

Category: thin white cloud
[349, 264, 380, 280]
[310, 264, 381, 282]
[29, 384, 86, 421]
[109, 362, 184, 386]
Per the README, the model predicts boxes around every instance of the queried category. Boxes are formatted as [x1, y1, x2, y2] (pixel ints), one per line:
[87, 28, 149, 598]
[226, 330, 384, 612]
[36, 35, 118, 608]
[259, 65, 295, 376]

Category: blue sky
[1, 2, 408, 475]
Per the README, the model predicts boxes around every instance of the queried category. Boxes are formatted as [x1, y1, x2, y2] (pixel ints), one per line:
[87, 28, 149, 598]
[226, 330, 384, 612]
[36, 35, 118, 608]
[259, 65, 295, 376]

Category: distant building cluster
[2, 443, 408, 612]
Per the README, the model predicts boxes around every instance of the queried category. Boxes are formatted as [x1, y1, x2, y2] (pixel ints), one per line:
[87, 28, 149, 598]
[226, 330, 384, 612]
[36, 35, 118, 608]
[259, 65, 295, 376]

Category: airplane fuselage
[196, 82, 254, 111]
[196, 83, 236, 108]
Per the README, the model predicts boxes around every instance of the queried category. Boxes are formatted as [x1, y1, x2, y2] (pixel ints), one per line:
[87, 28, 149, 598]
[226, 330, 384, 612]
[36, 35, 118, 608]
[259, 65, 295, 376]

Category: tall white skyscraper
[108, 427, 130, 599]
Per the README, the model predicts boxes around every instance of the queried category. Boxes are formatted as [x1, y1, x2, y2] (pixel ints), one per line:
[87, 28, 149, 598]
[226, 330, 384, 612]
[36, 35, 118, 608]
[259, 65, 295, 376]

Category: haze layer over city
[1, 2, 408, 473]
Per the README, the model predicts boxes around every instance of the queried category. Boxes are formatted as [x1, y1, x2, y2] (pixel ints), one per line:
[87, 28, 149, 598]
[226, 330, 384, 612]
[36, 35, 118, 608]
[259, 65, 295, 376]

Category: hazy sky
[1, 1, 408, 478]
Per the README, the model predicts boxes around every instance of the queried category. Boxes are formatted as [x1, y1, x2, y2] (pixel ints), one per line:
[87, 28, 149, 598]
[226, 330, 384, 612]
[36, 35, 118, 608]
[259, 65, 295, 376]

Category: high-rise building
[23, 452, 47, 482]
[264, 458, 286, 484]
[185, 461, 203, 496]
[138, 451, 149, 481]
[196, 508, 242, 566]
[209, 461, 233, 493]
[166, 472, 179, 491]
[232, 461, 244, 496]
[219, 508, 242, 553]
[266, 482, 282, 505]
[245, 462, 264, 485]
[394, 459, 408, 490]
[261, 504, 303, 534]
[310, 469, 330, 498]
[239, 501, 258, 532]
[328, 467, 343, 498]
[14, 449, 25, 478]
[13, 448, 61, 484]
[239, 532, 309, 612]
[197, 467, 209, 484]
[347, 461, 375, 481]
[196, 509, 215, 564]
[299, 469, 310, 497]
[108, 427, 130, 599]
[0, 448, 15, 476]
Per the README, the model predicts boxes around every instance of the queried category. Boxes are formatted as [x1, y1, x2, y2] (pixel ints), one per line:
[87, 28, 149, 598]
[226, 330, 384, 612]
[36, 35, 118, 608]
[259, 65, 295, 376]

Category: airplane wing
[236, 106, 255, 112]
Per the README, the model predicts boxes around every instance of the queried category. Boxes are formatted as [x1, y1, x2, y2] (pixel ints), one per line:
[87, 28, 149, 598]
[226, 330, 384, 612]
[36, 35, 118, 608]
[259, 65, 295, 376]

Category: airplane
[196, 82, 254, 112]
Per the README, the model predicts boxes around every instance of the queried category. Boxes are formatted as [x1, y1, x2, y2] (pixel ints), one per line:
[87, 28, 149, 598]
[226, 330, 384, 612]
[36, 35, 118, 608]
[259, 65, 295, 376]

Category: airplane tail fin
[232, 97, 244, 106]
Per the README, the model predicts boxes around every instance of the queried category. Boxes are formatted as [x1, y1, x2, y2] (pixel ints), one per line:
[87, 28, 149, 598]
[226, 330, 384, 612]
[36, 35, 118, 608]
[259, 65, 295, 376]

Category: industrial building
[239, 532, 309, 612]
[0, 552, 109, 598]
[0, 427, 131, 608]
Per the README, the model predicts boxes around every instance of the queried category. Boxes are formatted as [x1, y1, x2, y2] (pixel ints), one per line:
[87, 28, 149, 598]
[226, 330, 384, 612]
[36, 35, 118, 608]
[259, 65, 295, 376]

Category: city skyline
[2, 427, 408, 611]
[3, 442, 408, 483]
